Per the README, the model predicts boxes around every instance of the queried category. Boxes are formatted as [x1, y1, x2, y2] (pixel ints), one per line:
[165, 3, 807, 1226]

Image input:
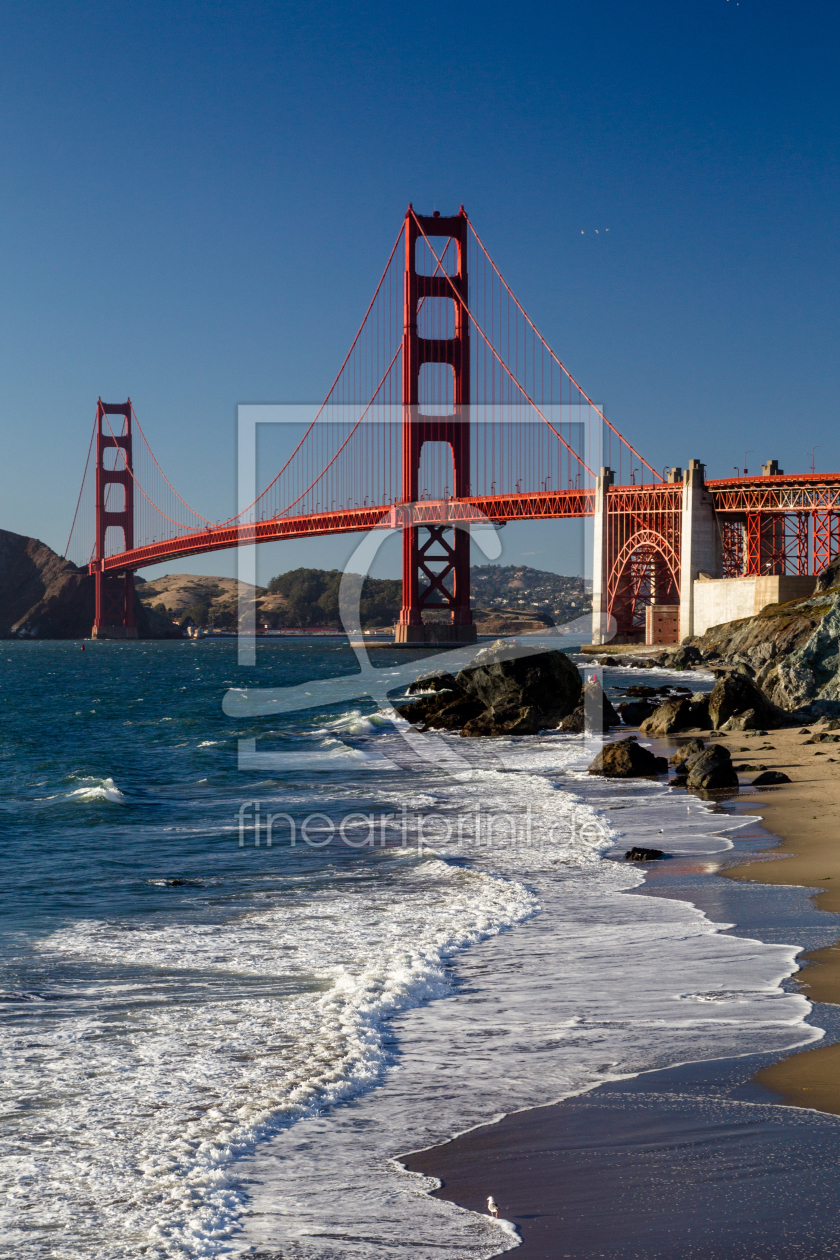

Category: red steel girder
[709, 473, 840, 514]
[92, 490, 597, 574]
[721, 519, 744, 577]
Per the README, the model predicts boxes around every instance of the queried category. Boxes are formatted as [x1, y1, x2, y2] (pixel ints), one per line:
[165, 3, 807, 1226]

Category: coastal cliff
[0, 528, 175, 639]
[685, 559, 840, 713]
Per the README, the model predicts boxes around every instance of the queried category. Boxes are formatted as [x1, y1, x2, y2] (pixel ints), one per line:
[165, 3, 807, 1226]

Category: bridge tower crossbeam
[396, 206, 476, 645]
[92, 399, 137, 639]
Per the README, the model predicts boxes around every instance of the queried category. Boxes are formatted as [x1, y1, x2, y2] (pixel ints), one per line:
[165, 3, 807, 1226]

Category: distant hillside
[135, 563, 590, 632]
[136, 574, 265, 629]
[0, 529, 174, 639]
[471, 565, 591, 623]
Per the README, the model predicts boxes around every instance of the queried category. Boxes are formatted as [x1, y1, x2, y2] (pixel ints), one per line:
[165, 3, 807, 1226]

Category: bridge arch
[607, 530, 680, 639]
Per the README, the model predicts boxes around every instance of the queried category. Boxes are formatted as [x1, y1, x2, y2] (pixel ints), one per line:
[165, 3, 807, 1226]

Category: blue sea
[0, 640, 819, 1258]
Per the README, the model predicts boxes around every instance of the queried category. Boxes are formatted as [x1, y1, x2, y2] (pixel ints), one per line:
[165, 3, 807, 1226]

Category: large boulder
[617, 699, 656, 726]
[461, 702, 542, 737]
[669, 737, 706, 770]
[587, 738, 668, 778]
[639, 696, 696, 736]
[688, 691, 711, 727]
[406, 671, 459, 695]
[396, 684, 485, 731]
[752, 770, 791, 785]
[559, 678, 621, 733]
[456, 642, 582, 731]
[708, 672, 787, 731]
[685, 744, 739, 790]
[662, 645, 702, 671]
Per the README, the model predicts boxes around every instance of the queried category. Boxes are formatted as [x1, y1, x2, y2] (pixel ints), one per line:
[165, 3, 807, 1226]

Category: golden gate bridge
[64, 206, 840, 645]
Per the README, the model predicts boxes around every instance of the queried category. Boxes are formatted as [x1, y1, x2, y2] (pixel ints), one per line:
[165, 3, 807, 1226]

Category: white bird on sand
[487, 1196, 499, 1217]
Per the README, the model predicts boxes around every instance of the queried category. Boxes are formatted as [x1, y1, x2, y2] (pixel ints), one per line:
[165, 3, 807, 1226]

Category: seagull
[487, 1195, 499, 1217]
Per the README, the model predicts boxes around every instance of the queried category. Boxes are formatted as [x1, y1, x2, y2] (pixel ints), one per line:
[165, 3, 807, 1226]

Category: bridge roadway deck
[92, 490, 596, 573]
[92, 474, 840, 575]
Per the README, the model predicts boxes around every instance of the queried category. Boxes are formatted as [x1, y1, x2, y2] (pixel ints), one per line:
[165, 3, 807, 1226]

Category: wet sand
[401, 719, 840, 1256]
[716, 722, 840, 1115]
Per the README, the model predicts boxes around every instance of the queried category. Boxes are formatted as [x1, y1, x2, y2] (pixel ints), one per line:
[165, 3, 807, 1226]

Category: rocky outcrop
[0, 528, 178, 639]
[625, 846, 665, 861]
[707, 672, 788, 730]
[686, 583, 840, 713]
[396, 642, 583, 737]
[661, 645, 702, 671]
[587, 738, 668, 777]
[757, 597, 840, 711]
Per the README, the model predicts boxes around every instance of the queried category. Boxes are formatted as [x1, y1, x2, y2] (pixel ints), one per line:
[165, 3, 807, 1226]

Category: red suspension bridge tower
[66, 206, 840, 649]
[396, 206, 476, 645]
[92, 399, 137, 639]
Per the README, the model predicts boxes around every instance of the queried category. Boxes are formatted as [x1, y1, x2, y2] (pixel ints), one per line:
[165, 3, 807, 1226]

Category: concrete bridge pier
[678, 459, 719, 642]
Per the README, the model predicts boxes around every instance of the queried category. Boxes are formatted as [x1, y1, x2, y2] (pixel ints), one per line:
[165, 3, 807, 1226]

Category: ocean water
[0, 640, 820, 1258]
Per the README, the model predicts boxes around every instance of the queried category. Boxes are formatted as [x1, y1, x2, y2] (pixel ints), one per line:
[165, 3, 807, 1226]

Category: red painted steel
[93, 400, 136, 636]
[96, 491, 596, 573]
[71, 218, 840, 642]
[399, 207, 472, 632]
[604, 483, 682, 637]
[721, 519, 744, 577]
[812, 511, 840, 574]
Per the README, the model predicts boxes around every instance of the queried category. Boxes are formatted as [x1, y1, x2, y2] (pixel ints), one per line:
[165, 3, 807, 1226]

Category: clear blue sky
[1, 0, 837, 583]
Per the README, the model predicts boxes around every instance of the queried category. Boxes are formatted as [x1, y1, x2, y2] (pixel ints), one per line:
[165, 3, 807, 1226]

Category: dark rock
[685, 744, 739, 790]
[639, 696, 696, 736]
[396, 690, 461, 724]
[816, 559, 840, 593]
[587, 738, 668, 778]
[456, 642, 582, 732]
[461, 702, 542, 737]
[624, 685, 657, 698]
[617, 699, 656, 726]
[688, 692, 711, 727]
[662, 645, 702, 670]
[718, 707, 760, 732]
[669, 774, 688, 787]
[421, 696, 486, 730]
[558, 706, 586, 733]
[559, 682, 622, 733]
[406, 672, 459, 695]
[751, 770, 792, 785]
[669, 738, 706, 769]
[708, 673, 786, 731]
[625, 847, 665, 861]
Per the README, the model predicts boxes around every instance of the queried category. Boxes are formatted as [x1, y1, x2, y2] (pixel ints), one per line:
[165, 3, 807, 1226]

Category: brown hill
[136, 573, 265, 625]
[0, 529, 175, 639]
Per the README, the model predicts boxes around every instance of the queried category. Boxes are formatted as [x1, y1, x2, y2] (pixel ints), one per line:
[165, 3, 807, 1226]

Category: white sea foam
[40, 775, 127, 803]
[2, 716, 819, 1260]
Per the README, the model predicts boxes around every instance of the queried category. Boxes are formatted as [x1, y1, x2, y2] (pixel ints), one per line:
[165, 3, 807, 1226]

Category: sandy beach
[403, 717, 840, 1257]
[717, 722, 840, 1114]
